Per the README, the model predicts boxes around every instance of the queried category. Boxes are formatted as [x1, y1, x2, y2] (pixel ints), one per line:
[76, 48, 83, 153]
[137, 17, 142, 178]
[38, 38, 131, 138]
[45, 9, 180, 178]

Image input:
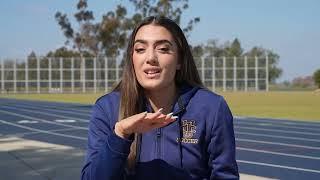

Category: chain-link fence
[0, 56, 268, 93]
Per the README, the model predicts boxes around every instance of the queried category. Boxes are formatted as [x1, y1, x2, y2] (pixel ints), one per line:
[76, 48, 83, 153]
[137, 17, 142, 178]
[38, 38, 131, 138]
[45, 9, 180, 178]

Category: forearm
[81, 132, 132, 180]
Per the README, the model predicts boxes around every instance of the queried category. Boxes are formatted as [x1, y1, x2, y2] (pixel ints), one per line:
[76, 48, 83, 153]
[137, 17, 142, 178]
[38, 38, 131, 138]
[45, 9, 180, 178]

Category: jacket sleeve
[208, 97, 239, 179]
[81, 101, 133, 180]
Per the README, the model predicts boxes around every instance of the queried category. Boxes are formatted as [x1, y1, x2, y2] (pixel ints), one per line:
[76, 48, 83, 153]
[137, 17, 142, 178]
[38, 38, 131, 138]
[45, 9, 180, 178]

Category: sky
[0, 0, 319, 82]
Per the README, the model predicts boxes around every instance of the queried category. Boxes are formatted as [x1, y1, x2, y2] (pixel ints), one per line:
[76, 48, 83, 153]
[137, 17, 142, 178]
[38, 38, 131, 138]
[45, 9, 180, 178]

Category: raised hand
[114, 108, 177, 139]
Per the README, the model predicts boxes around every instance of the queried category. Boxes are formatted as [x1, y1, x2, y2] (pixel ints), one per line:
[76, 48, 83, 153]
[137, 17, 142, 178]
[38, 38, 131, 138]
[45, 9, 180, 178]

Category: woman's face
[132, 24, 180, 91]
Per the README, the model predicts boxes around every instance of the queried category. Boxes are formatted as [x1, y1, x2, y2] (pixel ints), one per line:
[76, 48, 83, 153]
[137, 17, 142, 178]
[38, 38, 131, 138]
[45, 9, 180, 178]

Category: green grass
[220, 91, 320, 121]
[1, 91, 320, 121]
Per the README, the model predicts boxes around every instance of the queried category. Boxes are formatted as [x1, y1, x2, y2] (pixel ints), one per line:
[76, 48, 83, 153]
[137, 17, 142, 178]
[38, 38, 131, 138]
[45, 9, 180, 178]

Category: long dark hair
[114, 16, 203, 169]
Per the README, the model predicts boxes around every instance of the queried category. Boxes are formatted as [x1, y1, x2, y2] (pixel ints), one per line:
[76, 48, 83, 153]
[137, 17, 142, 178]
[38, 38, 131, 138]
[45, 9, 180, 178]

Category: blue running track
[0, 98, 319, 179]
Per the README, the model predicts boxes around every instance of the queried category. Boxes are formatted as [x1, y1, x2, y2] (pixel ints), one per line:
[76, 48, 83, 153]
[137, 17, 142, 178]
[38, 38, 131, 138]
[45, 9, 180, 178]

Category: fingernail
[167, 112, 173, 116]
[143, 111, 147, 116]
[157, 108, 163, 113]
[172, 116, 178, 119]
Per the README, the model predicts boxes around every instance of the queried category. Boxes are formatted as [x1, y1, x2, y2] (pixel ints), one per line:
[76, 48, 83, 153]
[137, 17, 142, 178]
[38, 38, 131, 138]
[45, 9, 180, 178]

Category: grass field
[1, 91, 319, 121]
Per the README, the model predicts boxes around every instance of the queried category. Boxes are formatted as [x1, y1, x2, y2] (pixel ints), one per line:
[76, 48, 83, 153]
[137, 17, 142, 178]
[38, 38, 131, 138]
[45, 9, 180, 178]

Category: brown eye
[157, 46, 170, 53]
[160, 48, 169, 51]
[135, 48, 145, 53]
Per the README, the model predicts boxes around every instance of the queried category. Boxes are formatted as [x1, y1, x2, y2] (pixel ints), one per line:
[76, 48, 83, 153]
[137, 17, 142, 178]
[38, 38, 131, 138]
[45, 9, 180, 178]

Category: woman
[81, 16, 239, 180]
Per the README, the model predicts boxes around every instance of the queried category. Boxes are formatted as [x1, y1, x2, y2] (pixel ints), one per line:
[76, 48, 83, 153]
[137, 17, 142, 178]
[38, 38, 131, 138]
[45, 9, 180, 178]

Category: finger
[147, 114, 167, 125]
[154, 112, 172, 125]
[150, 119, 174, 129]
[130, 111, 148, 124]
[165, 112, 173, 120]
[149, 112, 176, 125]
[150, 115, 178, 129]
[171, 116, 179, 120]
[146, 108, 163, 120]
[164, 115, 178, 124]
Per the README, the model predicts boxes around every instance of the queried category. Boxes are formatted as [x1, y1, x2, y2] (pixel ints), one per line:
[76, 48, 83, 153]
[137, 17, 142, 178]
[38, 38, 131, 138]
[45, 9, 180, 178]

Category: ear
[176, 64, 181, 70]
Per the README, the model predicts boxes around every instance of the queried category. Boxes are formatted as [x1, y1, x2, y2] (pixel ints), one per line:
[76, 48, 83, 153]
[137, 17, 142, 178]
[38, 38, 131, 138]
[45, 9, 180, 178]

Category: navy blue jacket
[81, 85, 239, 179]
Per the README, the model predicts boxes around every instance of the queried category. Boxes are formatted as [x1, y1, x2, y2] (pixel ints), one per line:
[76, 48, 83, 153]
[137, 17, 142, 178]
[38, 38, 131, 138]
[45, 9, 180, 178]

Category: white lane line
[54, 119, 76, 123]
[4, 127, 87, 137]
[236, 131, 320, 143]
[0, 109, 87, 130]
[237, 160, 320, 174]
[2, 105, 89, 122]
[237, 147, 320, 160]
[235, 121, 320, 132]
[0, 136, 74, 151]
[0, 119, 86, 140]
[11, 102, 91, 113]
[257, 123, 272, 126]
[234, 116, 247, 119]
[17, 120, 39, 124]
[235, 117, 320, 127]
[8, 104, 90, 116]
[239, 173, 277, 180]
[236, 138, 320, 150]
[235, 126, 320, 136]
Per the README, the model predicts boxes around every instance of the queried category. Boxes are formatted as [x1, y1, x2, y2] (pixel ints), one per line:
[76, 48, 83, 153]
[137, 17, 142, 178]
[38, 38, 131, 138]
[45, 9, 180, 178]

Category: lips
[143, 67, 161, 78]
[145, 70, 160, 74]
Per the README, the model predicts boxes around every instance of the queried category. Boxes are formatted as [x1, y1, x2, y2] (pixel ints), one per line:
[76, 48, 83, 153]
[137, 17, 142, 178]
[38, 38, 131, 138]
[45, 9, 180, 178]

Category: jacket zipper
[156, 128, 162, 158]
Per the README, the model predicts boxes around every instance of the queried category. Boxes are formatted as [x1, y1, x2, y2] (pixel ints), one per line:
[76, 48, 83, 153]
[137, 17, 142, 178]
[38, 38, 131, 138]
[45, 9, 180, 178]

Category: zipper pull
[157, 128, 161, 136]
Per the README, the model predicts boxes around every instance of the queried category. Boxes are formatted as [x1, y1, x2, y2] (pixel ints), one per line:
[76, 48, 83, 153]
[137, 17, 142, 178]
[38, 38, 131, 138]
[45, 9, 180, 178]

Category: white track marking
[239, 173, 277, 180]
[235, 121, 320, 132]
[236, 138, 320, 150]
[237, 160, 320, 174]
[17, 120, 39, 124]
[0, 119, 86, 140]
[237, 147, 320, 160]
[0, 136, 74, 151]
[54, 119, 76, 123]
[8, 103, 90, 116]
[0, 109, 87, 130]
[235, 126, 320, 136]
[2, 105, 89, 122]
[4, 127, 86, 137]
[235, 117, 320, 127]
[236, 131, 320, 143]
[11, 102, 91, 113]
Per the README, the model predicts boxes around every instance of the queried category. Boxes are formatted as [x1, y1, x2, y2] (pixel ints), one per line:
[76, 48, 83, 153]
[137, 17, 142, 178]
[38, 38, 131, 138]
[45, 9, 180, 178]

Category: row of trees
[274, 70, 320, 89]
[26, 0, 282, 83]
[314, 69, 320, 88]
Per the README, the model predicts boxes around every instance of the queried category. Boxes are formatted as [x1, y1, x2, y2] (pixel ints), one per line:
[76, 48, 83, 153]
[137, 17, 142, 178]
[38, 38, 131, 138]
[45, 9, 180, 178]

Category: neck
[145, 84, 178, 114]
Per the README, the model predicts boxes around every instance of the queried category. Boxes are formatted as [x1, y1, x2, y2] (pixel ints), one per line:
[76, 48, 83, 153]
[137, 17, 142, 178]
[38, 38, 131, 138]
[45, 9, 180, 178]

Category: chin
[140, 83, 163, 91]
[140, 81, 175, 92]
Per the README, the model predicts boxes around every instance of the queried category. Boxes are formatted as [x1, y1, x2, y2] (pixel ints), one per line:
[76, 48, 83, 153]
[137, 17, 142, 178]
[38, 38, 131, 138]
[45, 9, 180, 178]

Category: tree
[55, 0, 200, 57]
[128, 0, 200, 35]
[46, 47, 93, 58]
[54, 0, 201, 82]
[99, 5, 131, 58]
[292, 76, 315, 88]
[313, 69, 320, 88]
[55, 0, 98, 88]
[244, 46, 282, 83]
[55, 0, 98, 56]
[227, 38, 243, 57]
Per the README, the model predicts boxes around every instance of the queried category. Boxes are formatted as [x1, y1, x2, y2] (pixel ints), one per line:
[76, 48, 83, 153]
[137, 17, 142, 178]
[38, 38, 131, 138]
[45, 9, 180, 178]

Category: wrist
[115, 122, 132, 139]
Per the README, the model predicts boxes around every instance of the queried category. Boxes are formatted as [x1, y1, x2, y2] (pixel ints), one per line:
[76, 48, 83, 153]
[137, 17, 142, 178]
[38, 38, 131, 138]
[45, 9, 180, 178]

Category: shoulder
[190, 88, 231, 118]
[95, 91, 120, 107]
[193, 88, 225, 106]
[93, 91, 120, 118]
[91, 91, 120, 123]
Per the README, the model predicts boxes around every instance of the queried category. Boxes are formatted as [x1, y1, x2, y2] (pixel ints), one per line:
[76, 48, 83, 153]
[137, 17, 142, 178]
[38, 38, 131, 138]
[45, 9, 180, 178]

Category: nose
[146, 49, 158, 65]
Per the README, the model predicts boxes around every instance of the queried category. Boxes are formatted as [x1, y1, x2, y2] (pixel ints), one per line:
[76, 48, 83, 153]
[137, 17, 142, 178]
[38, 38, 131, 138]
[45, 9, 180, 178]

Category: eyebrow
[134, 39, 174, 46]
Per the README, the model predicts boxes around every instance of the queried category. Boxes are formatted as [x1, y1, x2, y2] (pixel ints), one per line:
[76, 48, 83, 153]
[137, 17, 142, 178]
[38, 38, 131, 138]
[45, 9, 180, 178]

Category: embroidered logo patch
[177, 120, 198, 144]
